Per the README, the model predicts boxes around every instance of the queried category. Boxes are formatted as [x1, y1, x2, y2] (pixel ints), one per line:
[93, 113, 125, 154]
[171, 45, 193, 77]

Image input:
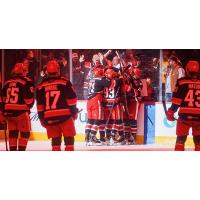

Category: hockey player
[1, 63, 34, 151]
[0, 74, 6, 130]
[167, 60, 200, 151]
[85, 67, 111, 145]
[123, 67, 142, 144]
[36, 60, 78, 151]
[102, 68, 124, 144]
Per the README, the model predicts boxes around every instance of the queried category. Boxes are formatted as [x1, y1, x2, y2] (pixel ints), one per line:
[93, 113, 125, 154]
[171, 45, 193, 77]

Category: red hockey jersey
[36, 76, 77, 125]
[88, 77, 110, 100]
[2, 75, 34, 117]
[171, 77, 200, 120]
[103, 77, 123, 108]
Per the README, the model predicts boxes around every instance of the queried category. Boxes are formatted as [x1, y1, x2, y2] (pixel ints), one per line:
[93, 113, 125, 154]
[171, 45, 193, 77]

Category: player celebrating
[125, 67, 142, 144]
[167, 60, 200, 151]
[102, 68, 124, 144]
[1, 63, 34, 151]
[36, 60, 78, 151]
[85, 67, 111, 145]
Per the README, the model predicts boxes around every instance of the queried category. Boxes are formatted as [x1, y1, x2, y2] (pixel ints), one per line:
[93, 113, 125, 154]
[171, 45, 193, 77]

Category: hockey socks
[175, 136, 187, 151]
[193, 136, 200, 151]
[9, 130, 18, 151]
[64, 137, 75, 151]
[175, 143, 185, 151]
[52, 137, 62, 151]
[18, 132, 30, 151]
[52, 146, 61, 151]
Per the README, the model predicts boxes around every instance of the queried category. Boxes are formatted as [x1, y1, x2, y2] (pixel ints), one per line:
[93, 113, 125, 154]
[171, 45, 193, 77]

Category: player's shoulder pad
[178, 77, 187, 81]
[13, 76, 27, 85]
[37, 79, 48, 90]
[177, 77, 189, 83]
[60, 76, 69, 82]
[60, 76, 72, 86]
[22, 76, 33, 82]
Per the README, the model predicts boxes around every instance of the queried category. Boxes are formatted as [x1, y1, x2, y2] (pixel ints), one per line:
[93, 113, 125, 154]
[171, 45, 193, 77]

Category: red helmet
[104, 68, 116, 79]
[13, 63, 24, 75]
[22, 64, 29, 75]
[47, 60, 59, 74]
[133, 68, 142, 77]
[186, 61, 199, 74]
[93, 67, 103, 77]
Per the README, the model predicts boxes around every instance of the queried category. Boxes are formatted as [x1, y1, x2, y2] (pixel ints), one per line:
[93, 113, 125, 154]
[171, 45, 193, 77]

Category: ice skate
[89, 134, 101, 146]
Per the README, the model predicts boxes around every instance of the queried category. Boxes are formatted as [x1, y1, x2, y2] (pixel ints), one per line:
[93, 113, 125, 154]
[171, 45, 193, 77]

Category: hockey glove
[166, 109, 176, 121]
[71, 107, 79, 120]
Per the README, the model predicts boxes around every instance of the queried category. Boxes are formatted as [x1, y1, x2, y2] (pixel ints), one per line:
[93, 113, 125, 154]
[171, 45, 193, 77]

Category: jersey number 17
[45, 91, 60, 110]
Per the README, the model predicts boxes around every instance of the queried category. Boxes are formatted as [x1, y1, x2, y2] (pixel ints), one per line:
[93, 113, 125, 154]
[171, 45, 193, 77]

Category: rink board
[0, 101, 193, 146]
[154, 103, 193, 146]
[0, 101, 145, 143]
[28, 100, 145, 144]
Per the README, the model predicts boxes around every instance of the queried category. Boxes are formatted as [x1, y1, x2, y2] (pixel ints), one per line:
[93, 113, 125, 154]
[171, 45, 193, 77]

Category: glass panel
[0, 49, 2, 87]
[4, 49, 40, 84]
[40, 49, 70, 83]
[160, 49, 200, 102]
[72, 49, 160, 101]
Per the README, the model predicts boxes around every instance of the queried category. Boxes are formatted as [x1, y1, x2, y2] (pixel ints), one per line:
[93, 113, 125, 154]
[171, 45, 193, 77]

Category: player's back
[103, 77, 122, 107]
[88, 77, 109, 100]
[2, 76, 32, 117]
[37, 76, 76, 125]
[173, 77, 200, 120]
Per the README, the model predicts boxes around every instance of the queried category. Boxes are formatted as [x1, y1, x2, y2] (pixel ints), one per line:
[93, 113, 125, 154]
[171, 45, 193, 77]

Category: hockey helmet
[47, 60, 59, 74]
[186, 61, 199, 74]
[104, 68, 116, 79]
[22, 62, 29, 75]
[13, 63, 24, 75]
[93, 67, 103, 77]
[133, 68, 142, 77]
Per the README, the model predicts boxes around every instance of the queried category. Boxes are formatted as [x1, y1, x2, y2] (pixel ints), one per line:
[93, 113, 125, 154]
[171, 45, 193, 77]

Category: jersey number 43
[184, 89, 200, 107]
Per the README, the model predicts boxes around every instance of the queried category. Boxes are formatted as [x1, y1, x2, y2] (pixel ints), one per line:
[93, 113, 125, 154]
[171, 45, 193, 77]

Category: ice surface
[0, 140, 188, 151]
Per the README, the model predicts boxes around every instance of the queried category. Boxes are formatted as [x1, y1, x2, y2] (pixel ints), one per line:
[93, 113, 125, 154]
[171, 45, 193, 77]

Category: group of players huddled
[85, 51, 142, 146]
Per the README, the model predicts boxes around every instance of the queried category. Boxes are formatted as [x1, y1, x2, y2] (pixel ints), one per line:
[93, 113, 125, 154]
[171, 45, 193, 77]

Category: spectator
[161, 50, 170, 100]
[112, 56, 121, 72]
[165, 56, 185, 102]
[143, 77, 155, 101]
[23, 50, 39, 82]
[72, 52, 84, 99]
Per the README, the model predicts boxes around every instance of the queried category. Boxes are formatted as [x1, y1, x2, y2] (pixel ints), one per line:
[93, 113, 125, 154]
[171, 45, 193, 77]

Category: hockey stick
[78, 108, 83, 113]
[0, 122, 8, 151]
[104, 50, 125, 128]
[162, 99, 168, 117]
[116, 50, 131, 117]
[104, 86, 121, 129]
[4, 128, 8, 151]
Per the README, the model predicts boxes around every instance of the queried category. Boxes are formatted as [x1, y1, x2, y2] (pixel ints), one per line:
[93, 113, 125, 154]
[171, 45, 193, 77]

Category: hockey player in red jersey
[85, 67, 111, 145]
[1, 63, 34, 151]
[103, 68, 124, 144]
[36, 60, 78, 151]
[127, 68, 142, 144]
[123, 67, 142, 144]
[167, 60, 200, 151]
[0, 75, 6, 132]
